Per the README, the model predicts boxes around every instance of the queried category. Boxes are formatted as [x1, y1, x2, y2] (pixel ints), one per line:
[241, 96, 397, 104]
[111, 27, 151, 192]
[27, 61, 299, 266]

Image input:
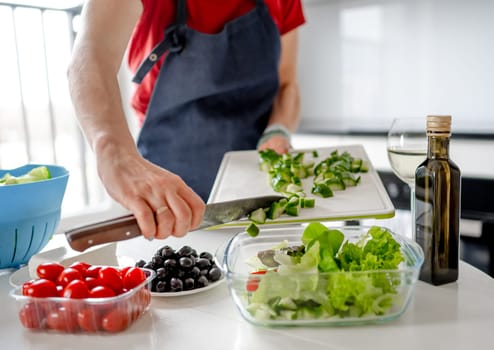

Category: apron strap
[132, 0, 187, 84]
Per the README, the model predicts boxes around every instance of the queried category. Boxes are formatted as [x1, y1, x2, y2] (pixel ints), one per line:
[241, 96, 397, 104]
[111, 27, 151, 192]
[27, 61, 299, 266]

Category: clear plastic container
[218, 225, 424, 327]
[10, 268, 155, 333]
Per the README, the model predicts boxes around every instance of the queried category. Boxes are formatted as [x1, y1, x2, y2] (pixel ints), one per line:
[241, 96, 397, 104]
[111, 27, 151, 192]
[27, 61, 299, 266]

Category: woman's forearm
[266, 29, 301, 132]
[67, 0, 142, 159]
[268, 80, 300, 132]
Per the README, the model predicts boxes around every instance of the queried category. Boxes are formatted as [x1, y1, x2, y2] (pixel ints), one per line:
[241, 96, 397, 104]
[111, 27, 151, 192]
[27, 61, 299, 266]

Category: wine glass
[387, 118, 427, 241]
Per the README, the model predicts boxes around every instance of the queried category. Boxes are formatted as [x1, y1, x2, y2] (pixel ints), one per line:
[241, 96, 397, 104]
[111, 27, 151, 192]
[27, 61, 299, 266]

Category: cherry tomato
[88, 286, 116, 298]
[101, 309, 130, 333]
[245, 270, 268, 292]
[63, 279, 89, 299]
[123, 267, 146, 290]
[57, 267, 83, 287]
[98, 267, 123, 294]
[21, 280, 35, 296]
[68, 262, 91, 277]
[85, 265, 102, 278]
[36, 262, 64, 282]
[128, 286, 150, 316]
[77, 308, 102, 332]
[25, 278, 58, 298]
[18, 302, 45, 329]
[139, 288, 151, 308]
[46, 306, 80, 332]
[119, 266, 131, 279]
[84, 276, 100, 290]
[56, 285, 64, 297]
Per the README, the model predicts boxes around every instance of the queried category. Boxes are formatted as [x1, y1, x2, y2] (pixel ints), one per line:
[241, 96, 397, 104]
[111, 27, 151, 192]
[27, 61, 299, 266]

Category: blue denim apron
[133, 0, 281, 201]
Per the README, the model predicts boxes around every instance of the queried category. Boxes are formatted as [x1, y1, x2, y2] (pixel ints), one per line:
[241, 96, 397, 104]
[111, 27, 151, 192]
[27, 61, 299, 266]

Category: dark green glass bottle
[415, 115, 461, 285]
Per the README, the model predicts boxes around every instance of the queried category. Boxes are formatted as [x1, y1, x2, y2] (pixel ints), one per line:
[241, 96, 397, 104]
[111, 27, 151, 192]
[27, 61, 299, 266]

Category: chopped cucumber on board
[258, 149, 368, 200]
[246, 222, 260, 237]
[0, 166, 51, 186]
[246, 148, 367, 229]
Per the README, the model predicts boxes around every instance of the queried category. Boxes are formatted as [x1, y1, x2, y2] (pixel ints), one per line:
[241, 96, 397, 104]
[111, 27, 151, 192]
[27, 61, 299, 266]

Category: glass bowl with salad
[217, 223, 424, 327]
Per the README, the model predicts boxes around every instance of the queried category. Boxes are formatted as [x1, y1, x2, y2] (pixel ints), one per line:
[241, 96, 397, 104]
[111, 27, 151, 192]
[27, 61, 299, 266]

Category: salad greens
[245, 223, 405, 321]
[0, 166, 51, 186]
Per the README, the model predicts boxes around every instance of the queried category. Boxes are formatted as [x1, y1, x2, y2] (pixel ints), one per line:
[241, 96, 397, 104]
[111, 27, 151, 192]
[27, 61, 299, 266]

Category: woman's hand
[257, 134, 291, 154]
[96, 148, 205, 240]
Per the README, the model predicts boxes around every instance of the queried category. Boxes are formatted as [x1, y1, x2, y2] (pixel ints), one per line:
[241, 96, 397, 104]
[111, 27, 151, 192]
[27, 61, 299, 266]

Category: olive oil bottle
[415, 115, 461, 285]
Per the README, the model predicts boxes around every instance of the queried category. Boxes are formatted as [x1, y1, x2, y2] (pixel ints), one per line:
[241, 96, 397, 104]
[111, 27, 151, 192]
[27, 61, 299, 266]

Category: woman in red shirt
[68, 0, 305, 240]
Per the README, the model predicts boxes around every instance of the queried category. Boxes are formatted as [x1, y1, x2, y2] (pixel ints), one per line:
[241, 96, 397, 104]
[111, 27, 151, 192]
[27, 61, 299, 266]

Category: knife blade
[64, 195, 285, 252]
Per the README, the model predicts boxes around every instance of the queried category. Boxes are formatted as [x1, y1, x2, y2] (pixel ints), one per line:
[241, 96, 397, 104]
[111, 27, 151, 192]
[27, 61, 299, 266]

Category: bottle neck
[427, 135, 450, 159]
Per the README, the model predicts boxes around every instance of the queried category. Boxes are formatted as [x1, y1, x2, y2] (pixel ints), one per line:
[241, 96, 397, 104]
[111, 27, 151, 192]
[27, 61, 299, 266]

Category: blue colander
[0, 164, 69, 269]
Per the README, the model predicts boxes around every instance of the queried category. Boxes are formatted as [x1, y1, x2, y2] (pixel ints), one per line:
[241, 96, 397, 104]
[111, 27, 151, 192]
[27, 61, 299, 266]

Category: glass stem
[409, 184, 416, 241]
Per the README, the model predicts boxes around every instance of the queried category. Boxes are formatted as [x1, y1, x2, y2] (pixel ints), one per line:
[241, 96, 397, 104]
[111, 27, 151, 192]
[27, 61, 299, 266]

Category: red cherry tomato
[84, 276, 101, 290]
[21, 280, 35, 296]
[57, 267, 83, 287]
[77, 308, 102, 332]
[85, 265, 102, 278]
[98, 267, 123, 294]
[46, 306, 79, 332]
[119, 266, 131, 279]
[123, 267, 147, 290]
[68, 262, 91, 277]
[25, 278, 58, 298]
[139, 288, 151, 308]
[88, 286, 116, 298]
[36, 262, 64, 282]
[18, 302, 45, 329]
[245, 270, 268, 292]
[63, 279, 89, 299]
[56, 285, 64, 297]
[101, 309, 130, 333]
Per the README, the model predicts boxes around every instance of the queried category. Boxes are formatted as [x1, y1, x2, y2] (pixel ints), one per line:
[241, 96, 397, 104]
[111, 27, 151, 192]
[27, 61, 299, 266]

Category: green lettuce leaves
[247, 223, 405, 321]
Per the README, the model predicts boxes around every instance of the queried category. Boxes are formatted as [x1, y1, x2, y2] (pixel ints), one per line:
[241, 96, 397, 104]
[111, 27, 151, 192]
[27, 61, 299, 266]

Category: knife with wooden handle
[64, 195, 285, 252]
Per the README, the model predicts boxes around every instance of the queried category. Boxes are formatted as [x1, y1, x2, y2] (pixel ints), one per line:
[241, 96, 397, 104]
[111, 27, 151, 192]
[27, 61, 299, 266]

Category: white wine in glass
[387, 149, 427, 185]
[387, 118, 427, 240]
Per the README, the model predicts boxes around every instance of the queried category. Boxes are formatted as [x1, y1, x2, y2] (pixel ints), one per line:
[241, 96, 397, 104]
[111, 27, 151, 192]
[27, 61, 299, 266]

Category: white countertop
[1, 223, 493, 350]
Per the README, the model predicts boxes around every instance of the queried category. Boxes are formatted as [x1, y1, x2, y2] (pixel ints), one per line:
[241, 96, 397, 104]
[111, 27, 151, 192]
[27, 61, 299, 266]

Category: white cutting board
[207, 144, 395, 228]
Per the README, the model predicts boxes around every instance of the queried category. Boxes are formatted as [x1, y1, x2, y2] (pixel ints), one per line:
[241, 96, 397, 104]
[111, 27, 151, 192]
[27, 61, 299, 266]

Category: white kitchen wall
[298, 0, 494, 134]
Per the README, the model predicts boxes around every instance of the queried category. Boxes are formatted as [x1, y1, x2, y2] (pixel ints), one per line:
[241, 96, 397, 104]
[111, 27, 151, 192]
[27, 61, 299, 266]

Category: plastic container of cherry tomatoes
[9, 268, 155, 333]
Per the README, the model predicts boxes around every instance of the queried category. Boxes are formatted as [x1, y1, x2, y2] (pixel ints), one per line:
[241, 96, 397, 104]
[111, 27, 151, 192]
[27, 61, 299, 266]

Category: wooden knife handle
[65, 214, 141, 252]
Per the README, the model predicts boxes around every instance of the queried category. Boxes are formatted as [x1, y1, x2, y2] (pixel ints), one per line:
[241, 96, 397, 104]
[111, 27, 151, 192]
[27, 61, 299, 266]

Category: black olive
[143, 262, 156, 271]
[155, 280, 167, 293]
[179, 256, 194, 270]
[177, 269, 187, 279]
[195, 257, 211, 270]
[156, 267, 167, 280]
[208, 267, 222, 282]
[164, 258, 177, 271]
[183, 278, 195, 290]
[197, 275, 209, 288]
[135, 259, 146, 268]
[177, 245, 193, 257]
[152, 255, 164, 266]
[188, 266, 201, 279]
[170, 277, 183, 292]
[199, 252, 213, 261]
[160, 246, 175, 259]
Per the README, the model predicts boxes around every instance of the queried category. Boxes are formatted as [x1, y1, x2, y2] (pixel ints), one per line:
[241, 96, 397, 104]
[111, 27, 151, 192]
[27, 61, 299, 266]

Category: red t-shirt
[127, 0, 306, 124]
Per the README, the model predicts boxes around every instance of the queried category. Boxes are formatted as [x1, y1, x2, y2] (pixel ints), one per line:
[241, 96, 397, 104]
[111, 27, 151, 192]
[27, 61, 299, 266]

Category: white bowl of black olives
[135, 245, 224, 296]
